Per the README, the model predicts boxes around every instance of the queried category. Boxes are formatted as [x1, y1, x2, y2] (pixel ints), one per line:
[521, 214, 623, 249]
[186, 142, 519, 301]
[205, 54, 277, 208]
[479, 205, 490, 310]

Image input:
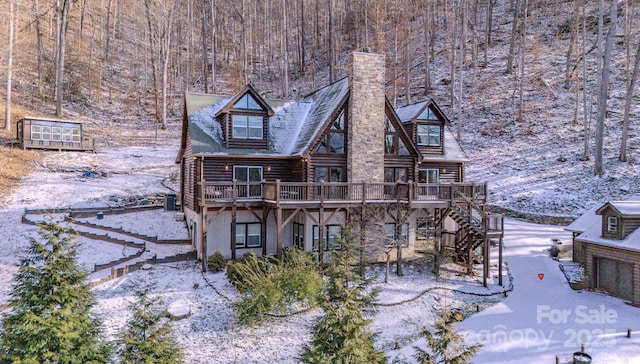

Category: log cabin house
[16, 116, 94, 152]
[177, 51, 504, 285]
[566, 197, 640, 306]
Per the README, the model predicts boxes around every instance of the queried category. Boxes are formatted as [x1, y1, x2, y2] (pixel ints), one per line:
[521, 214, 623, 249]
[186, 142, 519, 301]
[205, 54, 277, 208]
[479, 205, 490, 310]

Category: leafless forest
[0, 0, 639, 179]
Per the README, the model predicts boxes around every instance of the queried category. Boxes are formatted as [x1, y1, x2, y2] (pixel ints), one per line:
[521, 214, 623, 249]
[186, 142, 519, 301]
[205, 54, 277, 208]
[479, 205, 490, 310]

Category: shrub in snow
[229, 250, 323, 325]
[300, 227, 386, 364]
[117, 276, 184, 364]
[0, 222, 110, 363]
[413, 307, 481, 364]
[206, 252, 227, 273]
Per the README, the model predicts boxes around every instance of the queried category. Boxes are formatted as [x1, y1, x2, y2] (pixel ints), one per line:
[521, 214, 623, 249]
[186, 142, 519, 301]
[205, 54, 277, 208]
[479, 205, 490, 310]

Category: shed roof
[596, 200, 640, 217]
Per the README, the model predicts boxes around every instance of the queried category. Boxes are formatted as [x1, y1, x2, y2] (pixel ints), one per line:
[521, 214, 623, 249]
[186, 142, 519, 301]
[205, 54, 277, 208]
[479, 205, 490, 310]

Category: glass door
[234, 166, 263, 198]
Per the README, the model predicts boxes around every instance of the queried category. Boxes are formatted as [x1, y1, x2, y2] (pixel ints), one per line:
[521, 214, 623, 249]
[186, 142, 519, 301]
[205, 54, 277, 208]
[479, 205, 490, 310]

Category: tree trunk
[580, 0, 590, 161]
[5, 0, 14, 131]
[281, 0, 289, 97]
[201, 0, 209, 93]
[210, 0, 217, 93]
[517, 0, 528, 122]
[594, 0, 616, 175]
[506, 0, 520, 74]
[619, 42, 640, 162]
[423, 2, 431, 95]
[56, 0, 72, 117]
[33, 0, 45, 98]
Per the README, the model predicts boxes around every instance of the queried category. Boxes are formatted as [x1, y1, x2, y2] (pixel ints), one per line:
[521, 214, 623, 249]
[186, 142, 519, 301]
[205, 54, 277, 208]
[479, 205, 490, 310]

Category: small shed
[16, 116, 94, 152]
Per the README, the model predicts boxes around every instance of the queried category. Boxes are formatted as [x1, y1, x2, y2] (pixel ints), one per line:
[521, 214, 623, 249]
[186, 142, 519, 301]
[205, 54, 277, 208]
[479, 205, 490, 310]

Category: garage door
[595, 257, 633, 301]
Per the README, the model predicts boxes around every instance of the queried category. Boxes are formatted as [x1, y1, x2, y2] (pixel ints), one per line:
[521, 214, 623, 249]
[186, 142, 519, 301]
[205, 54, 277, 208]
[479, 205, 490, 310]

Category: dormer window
[417, 125, 440, 146]
[232, 115, 263, 139]
[234, 94, 262, 110]
[229, 92, 267, 142]
[607, 216, 618, 233]
[418, 107, 439, 121]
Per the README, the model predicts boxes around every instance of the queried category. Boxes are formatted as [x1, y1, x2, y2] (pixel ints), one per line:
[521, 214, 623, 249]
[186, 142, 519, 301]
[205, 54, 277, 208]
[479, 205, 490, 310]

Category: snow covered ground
[1, 145, 639, 363]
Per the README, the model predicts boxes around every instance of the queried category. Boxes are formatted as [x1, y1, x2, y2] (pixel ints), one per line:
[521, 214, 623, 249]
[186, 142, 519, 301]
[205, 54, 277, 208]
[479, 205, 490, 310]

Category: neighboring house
[566, 197, 640, 306]
[16, 116, 94, 152]
[176, 51, 503, 285]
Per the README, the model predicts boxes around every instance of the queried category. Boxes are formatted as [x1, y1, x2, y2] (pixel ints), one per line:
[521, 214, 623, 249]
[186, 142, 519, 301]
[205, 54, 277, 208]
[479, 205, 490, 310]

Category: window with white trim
[417, 125, 441, 146]
[418, 169, 439, 183]
[232, 115, 263, 139]
[312, 225, 342, 251]
[607, 216, 618, 233]
[235, 223, 262, 248]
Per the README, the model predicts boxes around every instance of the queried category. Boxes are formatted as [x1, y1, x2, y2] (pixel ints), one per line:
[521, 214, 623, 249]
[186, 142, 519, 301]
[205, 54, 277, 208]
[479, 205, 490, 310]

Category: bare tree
[506, 0, 520, 74]
[5, 0, 15, 131]
[144, 0, 179, 129]
[594, 0, 617, 175]
[620, 42, 640, 162]
[55, 0, 73, 117]
[517, 0, 528, 122]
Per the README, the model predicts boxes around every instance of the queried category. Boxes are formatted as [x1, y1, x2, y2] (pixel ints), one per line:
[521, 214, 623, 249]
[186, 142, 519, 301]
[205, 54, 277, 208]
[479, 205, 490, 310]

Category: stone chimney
[347, 51, 386, 183]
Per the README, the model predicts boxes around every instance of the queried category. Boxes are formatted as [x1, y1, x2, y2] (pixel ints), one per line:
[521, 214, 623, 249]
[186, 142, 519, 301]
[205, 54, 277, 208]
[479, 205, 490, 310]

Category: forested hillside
[0, 0, 638, 216]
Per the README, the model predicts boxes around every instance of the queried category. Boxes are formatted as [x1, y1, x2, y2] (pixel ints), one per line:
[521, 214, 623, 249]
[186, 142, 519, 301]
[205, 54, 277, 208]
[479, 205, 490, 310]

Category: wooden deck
[198, 180, 488, 208]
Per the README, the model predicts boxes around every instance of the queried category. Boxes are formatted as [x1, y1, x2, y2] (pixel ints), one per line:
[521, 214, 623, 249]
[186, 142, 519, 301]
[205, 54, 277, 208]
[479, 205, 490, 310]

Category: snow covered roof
[185, 78, 349, 157]
[596, 200, 640, 217]
[567, 195, 640, 249]
[567, 195, 640, 233]
[421, 128, 469, 163]
[575, 218, 640, 250]
[182, 78, 466, 162]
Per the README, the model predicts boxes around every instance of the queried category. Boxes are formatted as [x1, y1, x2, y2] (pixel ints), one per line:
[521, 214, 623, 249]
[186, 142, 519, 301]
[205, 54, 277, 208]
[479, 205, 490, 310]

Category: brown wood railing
[199, 180, 488, 206]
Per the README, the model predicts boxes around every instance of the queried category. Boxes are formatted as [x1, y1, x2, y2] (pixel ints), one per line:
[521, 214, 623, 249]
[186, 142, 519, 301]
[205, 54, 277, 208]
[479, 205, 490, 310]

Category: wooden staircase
[440, 191, 505, 287]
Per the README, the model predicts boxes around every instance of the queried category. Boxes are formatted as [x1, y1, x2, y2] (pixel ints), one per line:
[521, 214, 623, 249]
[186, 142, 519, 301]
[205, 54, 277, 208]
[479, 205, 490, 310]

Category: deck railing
[199, 180, 488, 206]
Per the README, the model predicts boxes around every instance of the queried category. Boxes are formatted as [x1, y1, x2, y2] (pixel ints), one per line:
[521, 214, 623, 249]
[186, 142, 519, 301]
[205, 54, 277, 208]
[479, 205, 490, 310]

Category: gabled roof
[573, 217, 640, 251]
[596, 201, 640, 217]
[182, 77, 349, 157]
[564, 195, 640, 237]
[216, 84, 275, 117]
[179, 79, 466, 162]
[395, 99, 451, 125]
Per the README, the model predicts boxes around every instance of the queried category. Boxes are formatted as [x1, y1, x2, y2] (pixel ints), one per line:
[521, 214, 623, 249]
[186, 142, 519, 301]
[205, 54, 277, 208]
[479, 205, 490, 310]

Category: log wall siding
[419, 162, 463, 182]
[384, 155, 416, 182]
[583, 242, 640, 306]
[405, 123, 445, 155]
[221, 113, 270, 150]
[181, 134, 196, 211]
[309, 154, 348, 181]
[623, 218, 640, 238]
[201, 157, 304, 182]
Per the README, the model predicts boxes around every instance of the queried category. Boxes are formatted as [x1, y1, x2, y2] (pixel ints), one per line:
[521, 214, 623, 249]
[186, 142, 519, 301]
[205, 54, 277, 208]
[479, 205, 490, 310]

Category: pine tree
[117, 276, 184, 364]
[0, 222, 110, 363]
[300, 226, 386, 364]
[413, 308, 482, 364]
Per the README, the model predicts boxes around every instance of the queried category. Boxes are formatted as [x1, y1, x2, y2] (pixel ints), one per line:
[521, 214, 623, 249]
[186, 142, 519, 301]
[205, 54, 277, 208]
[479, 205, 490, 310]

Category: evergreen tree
[0, 222, 110, 363]
[413, 308, 482, 364]
[300, 226, 386, 364]
[117, 276, 184, 364]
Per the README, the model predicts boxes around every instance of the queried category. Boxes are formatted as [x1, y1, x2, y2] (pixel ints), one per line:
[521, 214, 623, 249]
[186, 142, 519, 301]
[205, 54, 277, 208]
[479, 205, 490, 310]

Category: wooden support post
[318, 206, 324, 263]
[276, 180, 282, 259]
[498, 236, 503, 286]
[231, 179, 237, 261]
[483, 238, 488, 288]
[262, 208, 269, 256]
[201, 206, 208, 272]
[627, 328, 632, 338]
